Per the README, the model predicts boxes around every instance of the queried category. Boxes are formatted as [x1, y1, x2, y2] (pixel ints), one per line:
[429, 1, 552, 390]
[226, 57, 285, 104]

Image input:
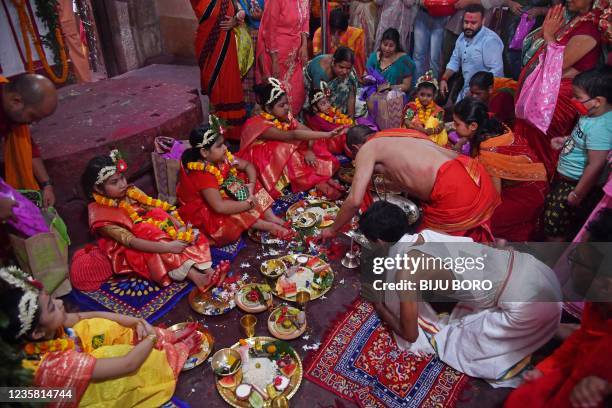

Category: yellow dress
[424, 116, 448, 147]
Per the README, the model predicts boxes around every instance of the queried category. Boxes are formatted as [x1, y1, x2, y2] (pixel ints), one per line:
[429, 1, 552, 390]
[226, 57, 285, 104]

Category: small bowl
[296, 255, 309, 265]
[211, 348, 242, 376]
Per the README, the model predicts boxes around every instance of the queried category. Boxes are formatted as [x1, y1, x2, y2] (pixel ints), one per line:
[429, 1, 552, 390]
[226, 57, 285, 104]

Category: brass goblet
[271, 395, 289, 408]
[295, 290, 311, 311]
[239, 314, 257, 338]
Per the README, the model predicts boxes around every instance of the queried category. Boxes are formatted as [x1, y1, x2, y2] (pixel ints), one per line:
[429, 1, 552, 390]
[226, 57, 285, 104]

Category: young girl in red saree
[237, 78, 346, 199]
[454, 97, 548, 241]
[82, 151, 229, 291]
[177, 118, 294, 245]
[304, 82, 353, 154]
[0, 266, 203, 407]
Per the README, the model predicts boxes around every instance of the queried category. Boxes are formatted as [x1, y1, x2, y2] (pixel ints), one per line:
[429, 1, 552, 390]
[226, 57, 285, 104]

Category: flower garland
[93, 187, 194, 242]
[186, 151, 238, 186]
[317, 107, 353, 125]
[260, 112, 293, 131]
[24, 337, 75, 356]
[11, 0, 69, 84]
[415, 99, 434, 125]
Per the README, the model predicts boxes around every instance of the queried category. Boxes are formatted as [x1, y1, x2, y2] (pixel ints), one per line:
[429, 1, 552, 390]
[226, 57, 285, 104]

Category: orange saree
[237, 115, 337, 198]
[313, 26, 367, 76]
[421, 155, 500, 243]
[88, 202, 212, 287]
[190, 0, 246, 135]
[478, 131, 547, 241]
[176, 167, 274, 246]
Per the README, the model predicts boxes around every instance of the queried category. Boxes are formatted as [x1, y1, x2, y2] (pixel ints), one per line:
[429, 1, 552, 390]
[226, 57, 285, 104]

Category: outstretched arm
[326, 146, 376, 234]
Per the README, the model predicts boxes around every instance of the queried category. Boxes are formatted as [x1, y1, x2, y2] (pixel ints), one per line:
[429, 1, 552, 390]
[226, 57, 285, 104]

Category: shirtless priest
[359, 201, 562, 388]
[319, 126, 500, 242]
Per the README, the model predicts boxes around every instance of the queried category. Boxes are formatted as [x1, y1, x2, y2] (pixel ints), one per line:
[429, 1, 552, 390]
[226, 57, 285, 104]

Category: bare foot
[172, 322, 198, 343]
[316, 182, 342, 200]
[187, 268, 217, 291]
[182, 331, 202, 355]
[263, 209, 286, 226]
[327, 178, 346, 192]
[269, 223, 296, 240]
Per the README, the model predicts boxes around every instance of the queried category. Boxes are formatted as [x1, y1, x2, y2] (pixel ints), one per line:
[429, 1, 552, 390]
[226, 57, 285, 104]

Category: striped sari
[190, 0, 246, 135]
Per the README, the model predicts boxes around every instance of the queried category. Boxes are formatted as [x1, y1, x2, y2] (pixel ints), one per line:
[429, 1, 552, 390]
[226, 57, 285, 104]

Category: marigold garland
[186, 151, 238, 186]
[11, 0, 69, 84]
[415, 99, 434, 125]
[24, 337, 74, 356]
[260, 111, 294, 131]
[93, 187, 194, 242]
[317, 107, 353, 125]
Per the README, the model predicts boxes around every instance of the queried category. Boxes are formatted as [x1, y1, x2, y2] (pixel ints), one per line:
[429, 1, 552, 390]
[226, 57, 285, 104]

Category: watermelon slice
[276, 277, 297, 297]
[280, 362, 297, 377]
[218, 374, 236, 388]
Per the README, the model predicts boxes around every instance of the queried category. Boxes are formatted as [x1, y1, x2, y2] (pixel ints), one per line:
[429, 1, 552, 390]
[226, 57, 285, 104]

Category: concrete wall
[155, 0, 197, 61]
[100, 0, 164, 74]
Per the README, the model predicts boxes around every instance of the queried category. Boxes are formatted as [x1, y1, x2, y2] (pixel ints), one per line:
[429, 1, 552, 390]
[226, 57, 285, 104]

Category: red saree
[421, 156, 501, 243]
[304, 113, 347, 154]
[237, 115, 337, 198]
[176, 167, 274, 246]
[88, 203, 212, 287]
[478, 131, 548, 241]
[515, 16, 602, 178]
[191, 0, 246, 136]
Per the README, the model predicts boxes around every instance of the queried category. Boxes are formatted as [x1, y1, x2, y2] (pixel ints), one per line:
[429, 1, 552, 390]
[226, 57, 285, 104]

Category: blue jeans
[413, 9, 449, 80]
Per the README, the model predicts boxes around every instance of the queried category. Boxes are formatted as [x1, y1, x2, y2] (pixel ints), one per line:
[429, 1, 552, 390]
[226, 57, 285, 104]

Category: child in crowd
[468, 71, 517, 127]
[543, 67, 612, 242]
[238, 78, 346, 199]
[177, 117, 294, 245]
[505, 208, 612, 408]
[304, 81, 353, 154]
[82, 151, 229, 291]
[402, 70, 447, 146]
[0, 266, 201, 407]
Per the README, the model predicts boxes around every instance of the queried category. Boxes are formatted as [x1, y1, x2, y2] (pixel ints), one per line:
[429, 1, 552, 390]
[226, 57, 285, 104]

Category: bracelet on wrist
[39, 180, 53, 188]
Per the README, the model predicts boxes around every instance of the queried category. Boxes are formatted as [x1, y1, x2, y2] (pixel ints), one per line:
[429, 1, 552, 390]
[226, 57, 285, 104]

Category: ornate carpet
[305, 300, 468, 407]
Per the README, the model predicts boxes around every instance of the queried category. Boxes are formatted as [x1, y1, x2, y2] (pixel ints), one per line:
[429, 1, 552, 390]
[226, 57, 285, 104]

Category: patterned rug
[305, 300, 468, 408]
[69, 239, 245, 323]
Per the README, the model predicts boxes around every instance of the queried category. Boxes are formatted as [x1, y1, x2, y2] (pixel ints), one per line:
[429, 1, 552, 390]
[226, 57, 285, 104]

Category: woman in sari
[238, 78, 346, 199]
[313, 8, 367, 76]
[256, 0, 309, 115]
[236, 0, 265, 114]
[350, 0, 379, 56]
[304, 47, 359, 117]
[454, 97, 548, 241]
[190, 0, 246, 139]
[515, 2, 604, 178]
[366, 28, 415, 91]
[0, 266, 202, 407]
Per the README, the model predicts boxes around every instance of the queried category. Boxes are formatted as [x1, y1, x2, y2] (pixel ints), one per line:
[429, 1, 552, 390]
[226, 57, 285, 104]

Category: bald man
[320, 126, 501, 242]
[1, 73, 58, 207]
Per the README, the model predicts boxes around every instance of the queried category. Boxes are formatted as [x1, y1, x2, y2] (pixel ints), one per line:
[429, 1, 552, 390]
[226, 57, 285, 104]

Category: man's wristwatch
[39, 180, 53, 189]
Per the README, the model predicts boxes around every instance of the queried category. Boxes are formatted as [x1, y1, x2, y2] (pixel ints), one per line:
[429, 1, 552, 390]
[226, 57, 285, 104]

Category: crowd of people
[0, 0, 611, 406]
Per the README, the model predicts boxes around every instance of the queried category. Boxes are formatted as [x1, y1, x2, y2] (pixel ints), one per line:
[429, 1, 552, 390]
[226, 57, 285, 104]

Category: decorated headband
[96, 149, 128, 185]
[266, 77, 286, 106]
[0, 266, 43, 339]
[416, 70, 439, 91]
[311, 81, 332, 105]
[195, 115, 225, 148]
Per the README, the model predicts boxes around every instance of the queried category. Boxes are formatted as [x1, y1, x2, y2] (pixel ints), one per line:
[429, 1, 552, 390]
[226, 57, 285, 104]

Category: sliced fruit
[280, 362, 297, 377]
[248, 389, 264, 408]
[218, 374, 237, 389]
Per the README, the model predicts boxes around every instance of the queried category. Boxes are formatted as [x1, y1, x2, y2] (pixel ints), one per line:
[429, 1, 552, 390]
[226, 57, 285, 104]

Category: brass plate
[215, 336, 303, 407]
[286, 199, 339, 229]
[337, 167, 354, 184]
[188, 287, 236, 316]
[235, 283, 273, 313]
[267, 306, 307, 340]
[270, 254, 334, 302]
[167, 322, 214, 371]
[260, 258, 287, 279]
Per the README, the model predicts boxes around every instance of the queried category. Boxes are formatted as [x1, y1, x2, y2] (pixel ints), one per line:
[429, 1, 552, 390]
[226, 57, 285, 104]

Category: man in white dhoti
[359, 201, 562, 388]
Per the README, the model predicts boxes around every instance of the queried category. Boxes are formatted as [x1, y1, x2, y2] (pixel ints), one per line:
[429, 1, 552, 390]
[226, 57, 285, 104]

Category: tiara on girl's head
[311, 81, 332, 105]
[266, 77, 286, 105]
[416, 70, 439, 91]
[196, 115, 225, 148]
[0, 266, 41, 339]
[96, 149, 128, 185]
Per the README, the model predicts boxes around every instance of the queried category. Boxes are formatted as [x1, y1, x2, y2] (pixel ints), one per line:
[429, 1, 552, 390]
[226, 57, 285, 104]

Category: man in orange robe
[320, 126, 500, 242]
[0, 74, 58, 207]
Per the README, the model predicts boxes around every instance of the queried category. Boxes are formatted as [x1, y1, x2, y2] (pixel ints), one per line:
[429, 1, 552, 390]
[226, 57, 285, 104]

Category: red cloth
[176, 167, 273, 246]
[514, 79, 577, 179]
[488, 132, 548, 241]
[88, 204, 212, 287]
[69, 245, 113, 291]
[237, 115, 337, 198]
[304, 113, 347, 154]
[505, 303, 612, 408]
[190, 0, 246, 134]
[566, 20, 602, 72]
[420, 156, 500, 242]
[489, 91, 515, 128]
